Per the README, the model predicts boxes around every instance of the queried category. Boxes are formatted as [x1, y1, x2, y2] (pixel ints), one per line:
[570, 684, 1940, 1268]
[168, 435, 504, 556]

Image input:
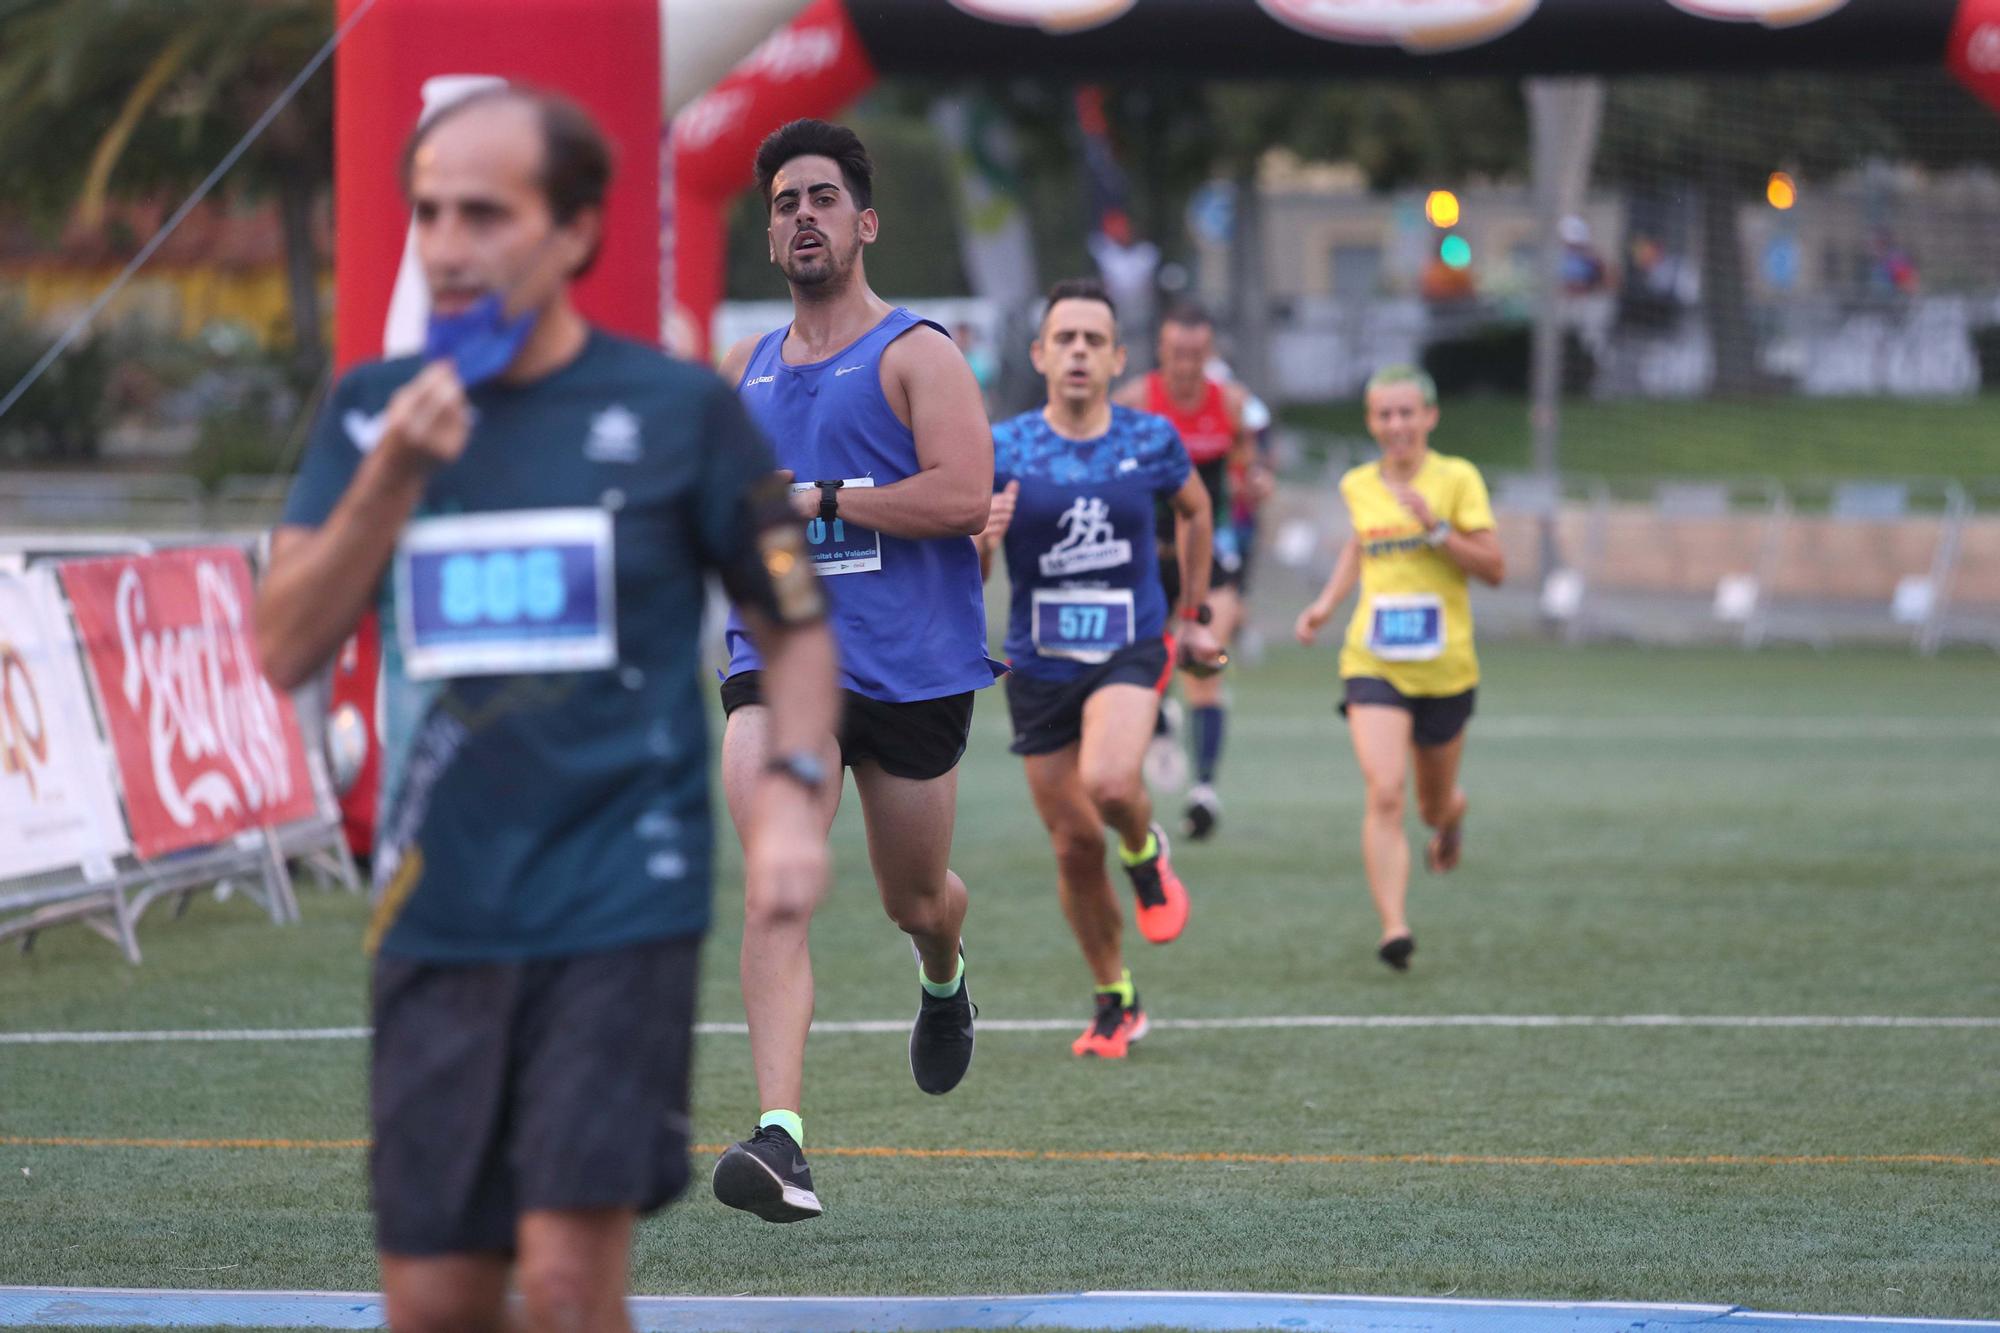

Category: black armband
[718, 472, 825, 628]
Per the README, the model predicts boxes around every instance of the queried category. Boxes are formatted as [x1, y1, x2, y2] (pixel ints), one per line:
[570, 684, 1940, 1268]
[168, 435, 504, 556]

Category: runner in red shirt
[1113, 305, 1254, 841]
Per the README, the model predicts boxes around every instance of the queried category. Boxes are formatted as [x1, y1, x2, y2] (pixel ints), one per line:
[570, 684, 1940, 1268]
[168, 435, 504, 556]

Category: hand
[982, 481, 1020, 547]
[1294, 603, 1330, 645]
[1385, 481, 1435, 529]
[381, 361, 471, 474]
[745, 778, 829, 922]
[1180, 621, 1223, 667]
[1244, 463, 1276, 506]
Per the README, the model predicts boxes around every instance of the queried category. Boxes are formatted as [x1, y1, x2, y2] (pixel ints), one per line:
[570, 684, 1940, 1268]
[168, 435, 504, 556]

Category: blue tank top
[724, 307, 1001, 702]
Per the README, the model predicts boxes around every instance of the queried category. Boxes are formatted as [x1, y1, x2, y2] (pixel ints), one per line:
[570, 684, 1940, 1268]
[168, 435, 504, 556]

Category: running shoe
[1144, 699, 1189, 795]
[1070, 990, 1149, 1059]
[1184, 783, 1221, 841]
[909, 947, 976, 1094]
[712, 1124, 823, 1223]
[1123, 822, 1190, 944]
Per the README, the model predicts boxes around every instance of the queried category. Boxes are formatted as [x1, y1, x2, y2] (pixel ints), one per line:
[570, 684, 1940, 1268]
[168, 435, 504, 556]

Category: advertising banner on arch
[0, 569, 129, 881]
[60, 548, 317, 860]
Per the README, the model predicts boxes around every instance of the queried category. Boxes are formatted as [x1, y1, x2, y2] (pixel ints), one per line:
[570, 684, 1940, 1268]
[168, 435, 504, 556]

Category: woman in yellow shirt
[1294, 366, 1505, 971]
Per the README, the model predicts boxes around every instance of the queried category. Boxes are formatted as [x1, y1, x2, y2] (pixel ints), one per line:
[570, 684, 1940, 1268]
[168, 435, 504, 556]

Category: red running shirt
[1144, 372, 1236, 466]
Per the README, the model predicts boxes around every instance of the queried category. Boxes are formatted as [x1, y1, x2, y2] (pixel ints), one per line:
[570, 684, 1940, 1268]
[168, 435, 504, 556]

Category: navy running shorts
[1004, 637, 1173, 757]
[721, 672, 974, 781]
[1339, 675, 1476, 749]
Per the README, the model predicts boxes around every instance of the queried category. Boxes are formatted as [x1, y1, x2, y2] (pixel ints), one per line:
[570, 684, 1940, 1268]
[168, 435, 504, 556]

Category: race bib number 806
[395, 509, 617, 680]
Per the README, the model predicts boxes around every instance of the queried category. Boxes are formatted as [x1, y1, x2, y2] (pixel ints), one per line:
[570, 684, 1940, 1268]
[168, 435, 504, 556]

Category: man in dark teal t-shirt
[257, 87, 836, 1331]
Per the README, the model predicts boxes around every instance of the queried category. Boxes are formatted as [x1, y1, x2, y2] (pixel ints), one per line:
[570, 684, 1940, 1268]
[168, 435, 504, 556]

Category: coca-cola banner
[0, 569, 129, 881]
[60, 549, 317, 860]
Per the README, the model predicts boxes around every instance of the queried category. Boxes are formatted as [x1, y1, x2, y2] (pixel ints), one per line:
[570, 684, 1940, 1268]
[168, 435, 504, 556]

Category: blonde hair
[1365, 364, 1438, 406]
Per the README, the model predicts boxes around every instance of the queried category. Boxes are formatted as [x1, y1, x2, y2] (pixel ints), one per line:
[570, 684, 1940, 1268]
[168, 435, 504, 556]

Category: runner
[1293, 365, 1504, 970]
[977, 278, 1221, 1059]
[1114, 306, 1254, 841]
[256, 88, 837, 1331]
[711, 119, 1000, 1222]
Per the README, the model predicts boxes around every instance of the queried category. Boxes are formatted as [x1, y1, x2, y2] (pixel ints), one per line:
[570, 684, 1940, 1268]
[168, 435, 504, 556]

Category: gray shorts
[369, 933, 700, 1256]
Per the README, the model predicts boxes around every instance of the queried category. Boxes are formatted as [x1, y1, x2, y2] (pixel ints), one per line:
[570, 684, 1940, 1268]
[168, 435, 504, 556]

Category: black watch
[815, 479, 844, 523]
[764, 750, 828, 792]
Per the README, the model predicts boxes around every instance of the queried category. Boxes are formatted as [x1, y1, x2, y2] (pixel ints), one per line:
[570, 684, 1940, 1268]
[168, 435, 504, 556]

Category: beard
[778, 228, 858, 291]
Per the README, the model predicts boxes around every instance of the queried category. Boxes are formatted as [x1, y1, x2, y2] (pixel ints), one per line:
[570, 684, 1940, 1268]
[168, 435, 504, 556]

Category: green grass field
[2, 642, 1996, 1320]
[1282, 395, 2000, 484]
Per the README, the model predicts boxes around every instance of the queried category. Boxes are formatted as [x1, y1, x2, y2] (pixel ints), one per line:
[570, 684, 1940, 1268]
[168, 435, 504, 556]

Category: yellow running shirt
[1338, 453, 1495, 697]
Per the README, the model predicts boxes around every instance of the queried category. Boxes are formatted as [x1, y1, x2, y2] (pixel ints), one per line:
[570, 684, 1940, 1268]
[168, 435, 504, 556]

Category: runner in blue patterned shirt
[977, 278, 1222, 1059]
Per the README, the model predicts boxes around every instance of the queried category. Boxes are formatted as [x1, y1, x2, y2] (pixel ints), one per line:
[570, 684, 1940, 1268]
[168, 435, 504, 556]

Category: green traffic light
[1440, 235, 1472, 270]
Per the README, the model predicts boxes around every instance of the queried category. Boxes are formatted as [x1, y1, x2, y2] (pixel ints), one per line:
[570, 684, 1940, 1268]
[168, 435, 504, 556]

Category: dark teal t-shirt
[282, 331, 776, 962]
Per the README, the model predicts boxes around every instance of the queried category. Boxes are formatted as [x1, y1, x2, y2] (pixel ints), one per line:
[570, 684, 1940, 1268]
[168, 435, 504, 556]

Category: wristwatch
[815, 479, 844, 523]
[1179, 602, 1213, 626]
[1425, 520, 1452, 547]
[764, 750, 828, 792]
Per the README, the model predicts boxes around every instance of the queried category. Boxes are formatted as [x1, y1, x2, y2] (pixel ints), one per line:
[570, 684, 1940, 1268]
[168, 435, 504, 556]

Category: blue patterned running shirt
[992, 405, 1191, 683]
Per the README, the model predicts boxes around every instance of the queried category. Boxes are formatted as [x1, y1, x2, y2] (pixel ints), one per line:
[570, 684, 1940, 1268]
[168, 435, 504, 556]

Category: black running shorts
[721, 672, 974, 782]
[1339, 675, 1476, 749]
[369, 933, 700, 1256]
[1004, 637, 1172, 757]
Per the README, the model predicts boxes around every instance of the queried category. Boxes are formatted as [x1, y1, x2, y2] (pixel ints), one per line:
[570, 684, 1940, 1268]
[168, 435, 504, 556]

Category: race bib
[1367, 592, 1444, 661]
[1031, 587, 1135, 664]
[792, 477, 881, 576]
[395, 508, 618, 680]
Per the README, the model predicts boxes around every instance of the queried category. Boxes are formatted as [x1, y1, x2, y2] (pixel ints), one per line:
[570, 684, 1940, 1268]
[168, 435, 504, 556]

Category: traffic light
[1439, 234, 1472, 270]
[1425, 189, 1461, 229]
[1767, 172, 1798, 210]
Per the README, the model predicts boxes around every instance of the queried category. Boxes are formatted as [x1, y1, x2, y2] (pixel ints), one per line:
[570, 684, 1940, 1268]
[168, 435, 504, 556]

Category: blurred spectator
[1560, 215, 1609, 294]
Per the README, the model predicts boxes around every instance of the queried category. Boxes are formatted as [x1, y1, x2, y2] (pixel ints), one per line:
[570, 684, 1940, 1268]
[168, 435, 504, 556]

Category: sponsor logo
[0, 643, 48, 800]
[1257, 0, 1539, 52]
[1663, 0, 1848, 26]
[741, 21, 845, 82]
[1969, 23, 2000, 75]
[833, 364, 866, 377]
[947, 0, 1139, 33]
[744, 374, 777, 387]
[1039, 496, 1132, 577]
[1117, 457, 1140, 475]
[584, 405, 642, 463]
[342, 409, 388, 453]
[671, 88, 753, 154]
[112, 560, 300, 829]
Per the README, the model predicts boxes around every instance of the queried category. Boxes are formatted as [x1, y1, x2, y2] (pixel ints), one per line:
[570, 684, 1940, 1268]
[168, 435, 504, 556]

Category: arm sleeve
[279, 373, 366, 530]
[1452, 463, 1496, 533]
[695, 381, 825, 627]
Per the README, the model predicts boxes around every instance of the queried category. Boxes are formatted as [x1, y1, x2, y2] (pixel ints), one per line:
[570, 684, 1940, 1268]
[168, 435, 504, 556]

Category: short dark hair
[754, 119, 874, 212]
[1161, 303, 1214, 332]
[1040, 277, 1117, 331]
[400, 86, 613, 276]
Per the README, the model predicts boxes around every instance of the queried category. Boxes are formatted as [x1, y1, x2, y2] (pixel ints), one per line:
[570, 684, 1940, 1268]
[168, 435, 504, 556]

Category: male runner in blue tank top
[977, 279, 1221, 1059]
[710, 119, 1000, 1222]
[256, 89, 837, 1330]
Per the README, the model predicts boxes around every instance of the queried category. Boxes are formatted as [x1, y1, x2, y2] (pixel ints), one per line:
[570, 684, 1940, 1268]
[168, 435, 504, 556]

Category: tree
[0, 0, 335, 365]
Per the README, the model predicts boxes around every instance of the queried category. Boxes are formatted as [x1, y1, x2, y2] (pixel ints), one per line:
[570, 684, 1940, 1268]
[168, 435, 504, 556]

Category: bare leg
[1023, 746, 1124, 987]
[850, 762, 967, 985]
[1413, 731, 1470, 873]
[1076, 684, 1162, 855]
[1348, 704, 1415, 945]
[378, 1251, 508, 1333]
[514, 1208, 635, 1333]
[721, 704, 843, 1116]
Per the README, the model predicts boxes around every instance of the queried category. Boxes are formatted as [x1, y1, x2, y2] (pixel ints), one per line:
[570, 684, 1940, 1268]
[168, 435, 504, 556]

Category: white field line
[2, 1013, 1996, 1045]
[1225, 715, 2000, 742]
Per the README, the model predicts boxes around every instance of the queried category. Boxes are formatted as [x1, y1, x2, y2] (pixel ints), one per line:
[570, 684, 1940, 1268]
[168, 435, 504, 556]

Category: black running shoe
[909, 949, 976, 1095]
[712, 1124, 823, 1223]
[1184, 783, 1221, 841]
[1378, 934, 1415, 971]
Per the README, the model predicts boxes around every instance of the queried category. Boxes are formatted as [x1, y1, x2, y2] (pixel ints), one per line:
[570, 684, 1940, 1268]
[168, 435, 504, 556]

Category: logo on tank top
[1040, 496, 1132, 577]
[1257, 0, 1538, 52]
[744, 374, 776, 388]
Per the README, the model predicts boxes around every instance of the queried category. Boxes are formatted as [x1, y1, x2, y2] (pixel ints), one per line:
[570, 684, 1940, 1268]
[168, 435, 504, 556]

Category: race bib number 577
[395, 508, 617, 680]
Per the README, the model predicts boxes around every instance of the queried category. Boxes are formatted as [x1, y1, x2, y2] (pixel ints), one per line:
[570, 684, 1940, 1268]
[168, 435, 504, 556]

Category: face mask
[423, 292, 539, 389]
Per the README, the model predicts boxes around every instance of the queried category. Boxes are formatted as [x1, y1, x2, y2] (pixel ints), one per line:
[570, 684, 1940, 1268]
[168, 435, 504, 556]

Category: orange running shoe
[1124, 822, 1189, 944]
[1070, 990, 1148, 1058]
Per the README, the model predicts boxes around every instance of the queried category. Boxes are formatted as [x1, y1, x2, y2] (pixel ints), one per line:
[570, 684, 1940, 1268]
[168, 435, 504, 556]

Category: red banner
[60, 549, 318, 860]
